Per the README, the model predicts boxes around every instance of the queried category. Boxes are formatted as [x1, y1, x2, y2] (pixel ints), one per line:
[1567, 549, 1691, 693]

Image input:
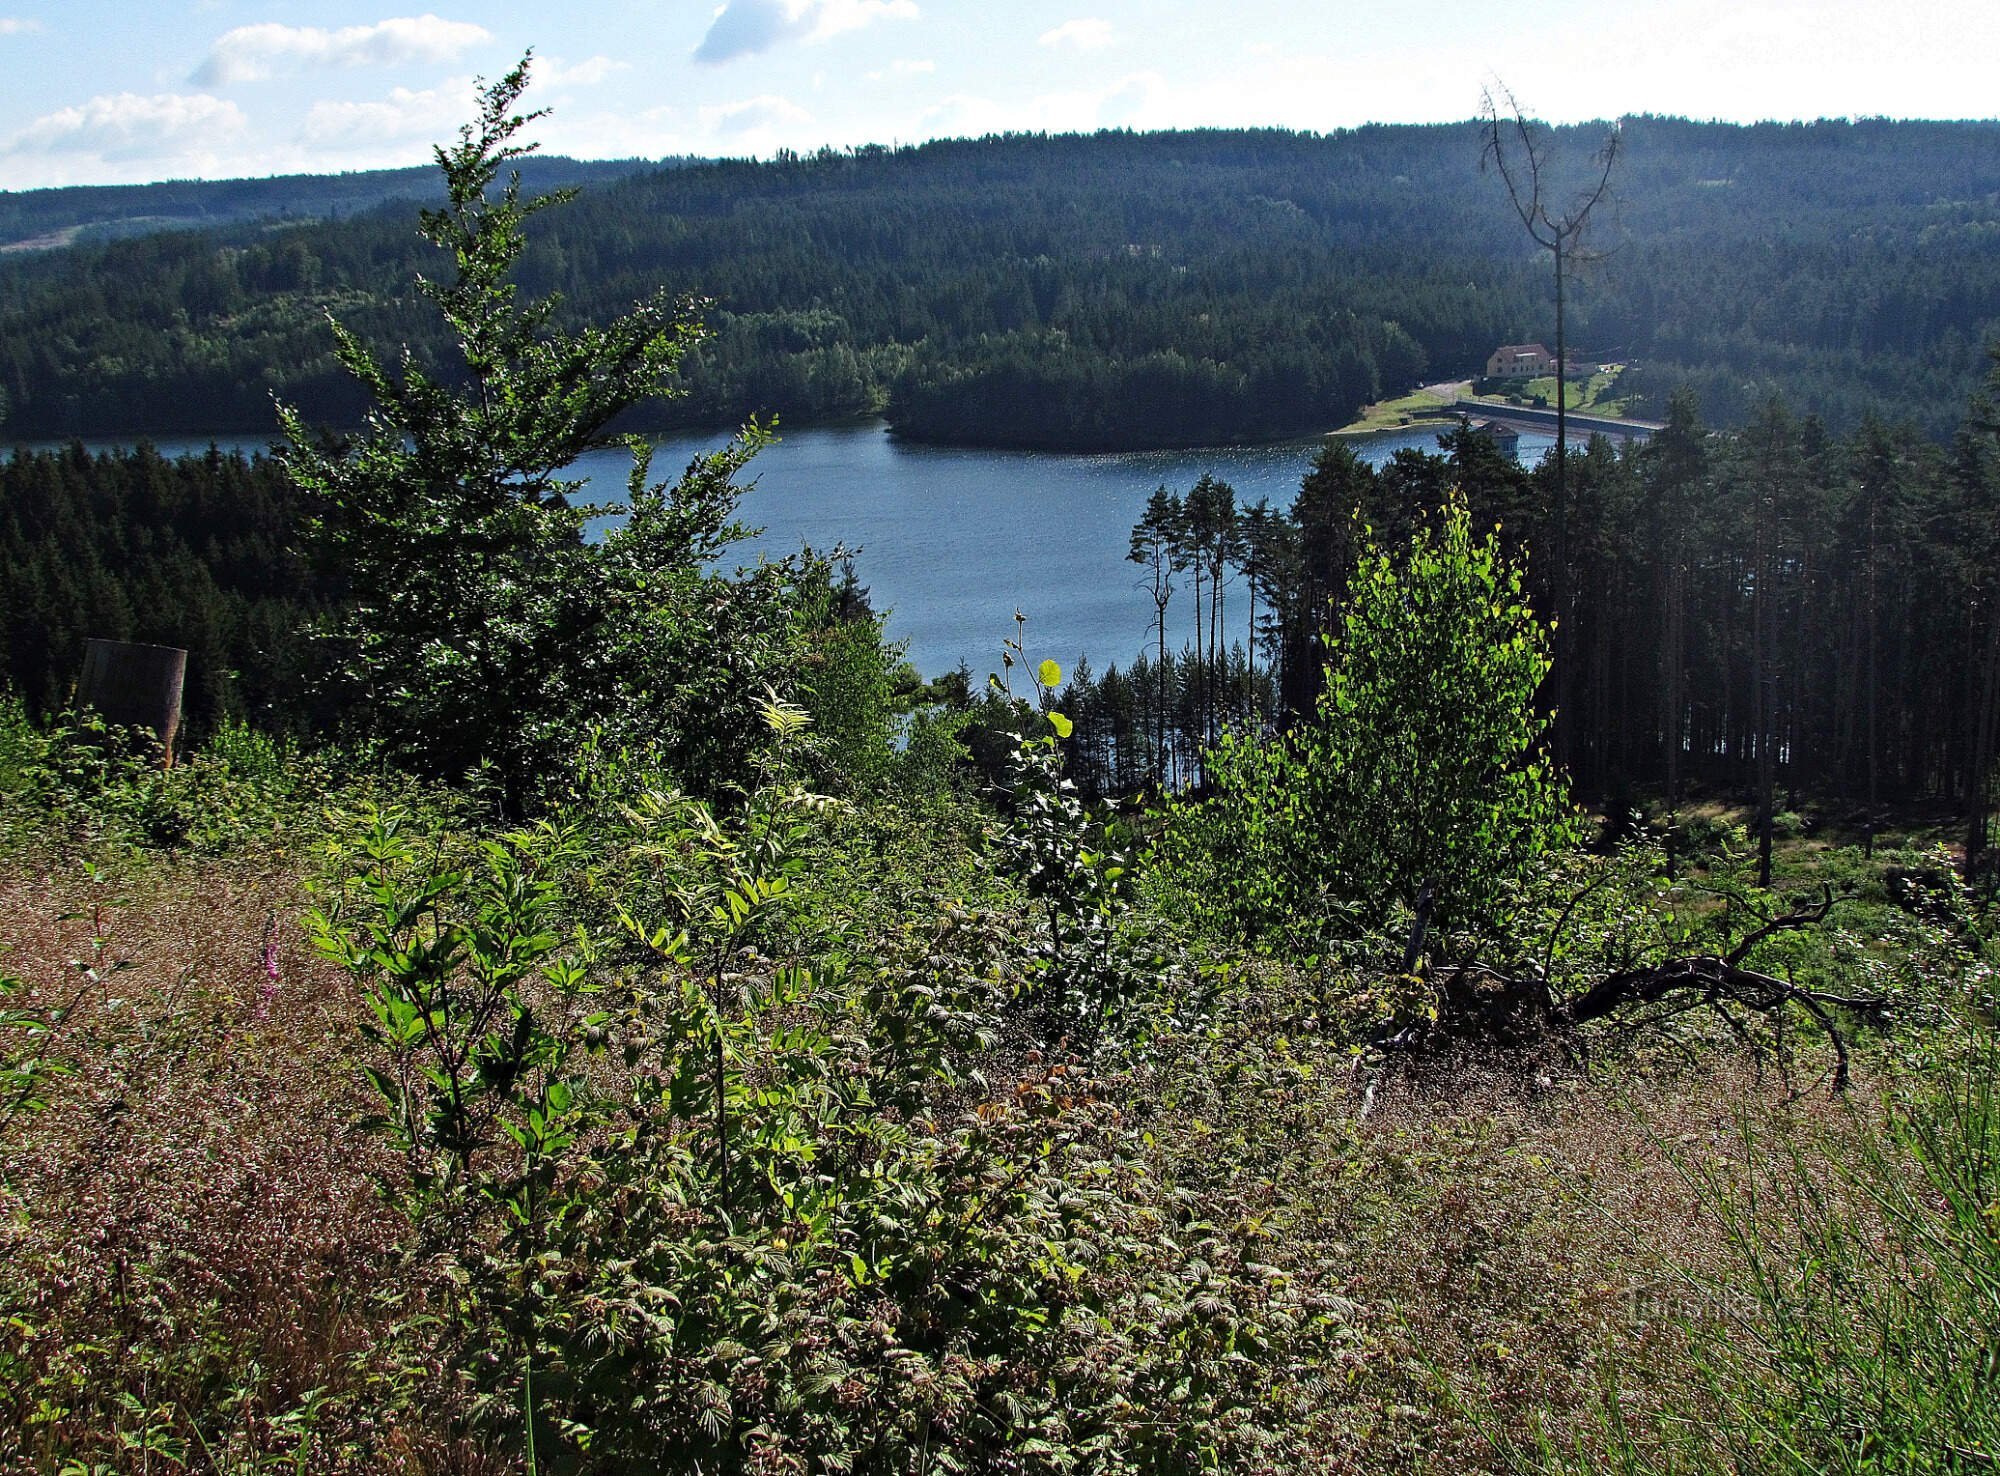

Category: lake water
[580, 419, 1555, 681]
[35, 419, 1554, 682]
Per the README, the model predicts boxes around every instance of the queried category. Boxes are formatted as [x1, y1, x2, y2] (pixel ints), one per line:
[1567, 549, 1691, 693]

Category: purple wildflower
[254, 910, 281, 1020]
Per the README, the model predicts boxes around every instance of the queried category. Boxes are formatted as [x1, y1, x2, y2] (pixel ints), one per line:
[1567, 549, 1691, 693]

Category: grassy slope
[1330, 386, 1460, 436]
[1467, 368, 1634, 418]
[2, 790, 1988, 1470]
[1333, 368, 1633, 437]
[0, 680, 1990, 1472]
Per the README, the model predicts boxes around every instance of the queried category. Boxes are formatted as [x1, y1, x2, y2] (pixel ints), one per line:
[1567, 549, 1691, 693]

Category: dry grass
[0, 846, 1937, 1474]
[0, 853, 492, 1473]
[1132, 1030, 1884, 1474]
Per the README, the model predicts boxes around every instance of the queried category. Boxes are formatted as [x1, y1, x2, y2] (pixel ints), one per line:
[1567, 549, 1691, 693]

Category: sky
[2, 0, 1997, 189]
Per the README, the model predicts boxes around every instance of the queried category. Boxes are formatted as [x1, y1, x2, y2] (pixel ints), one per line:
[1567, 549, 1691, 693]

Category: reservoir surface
[33, 418, 1554, 682]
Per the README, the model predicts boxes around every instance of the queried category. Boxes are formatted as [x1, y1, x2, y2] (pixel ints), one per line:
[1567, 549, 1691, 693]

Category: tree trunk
[1755, 490, 1775, 887]
[77, 638, 187, 768]
[1967, 599, 2000, 875]
[1157, 599, 1170, 786]
[1865, 503, 1880, 855]
[1552, 247, 1571, 775]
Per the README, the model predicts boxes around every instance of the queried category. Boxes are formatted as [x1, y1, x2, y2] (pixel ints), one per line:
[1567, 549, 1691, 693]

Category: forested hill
[0, 156, 667, 256]
[4, 116, 1999, 449]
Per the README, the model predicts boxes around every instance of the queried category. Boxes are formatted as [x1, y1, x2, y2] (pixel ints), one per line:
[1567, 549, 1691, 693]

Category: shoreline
[16, 401, 1570, 461]
[14, 413, 1351, 462]
[1327, 414, 1458, 439]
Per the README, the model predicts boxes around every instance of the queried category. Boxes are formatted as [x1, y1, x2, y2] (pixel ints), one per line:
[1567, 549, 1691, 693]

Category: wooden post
[77, 639, 186, 768]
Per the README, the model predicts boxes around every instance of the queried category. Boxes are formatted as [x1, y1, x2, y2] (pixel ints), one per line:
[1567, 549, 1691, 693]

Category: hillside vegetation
[0, 156, 663, 256]
[3, 116, 1999, 446]
[2, 69, 1998, 1475]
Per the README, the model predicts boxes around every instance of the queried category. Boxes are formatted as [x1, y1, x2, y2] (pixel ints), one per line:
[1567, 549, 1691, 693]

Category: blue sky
[2, 0, 1996, 188]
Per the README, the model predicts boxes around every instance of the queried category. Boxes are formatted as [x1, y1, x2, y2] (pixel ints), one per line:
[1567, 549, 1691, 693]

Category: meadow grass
[0, 755, 1990, 1471]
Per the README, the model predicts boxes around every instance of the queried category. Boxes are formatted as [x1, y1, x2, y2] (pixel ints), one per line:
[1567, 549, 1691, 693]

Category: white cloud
[6, 91, 248, 162]
[194, 14, 491, 86]
[921, 72, 1167, 138]
[694, 0, 918, 65]
[813, 0, 920, 42]
[1038, 18, 1115, 52]
[537, 104, 685, 161]
[538, 55, 628, 89]
[868, 57, 935, 80]
[0, 17, 42, 34]
[700, 93, 816, 136]
[302, 77, 475, 147]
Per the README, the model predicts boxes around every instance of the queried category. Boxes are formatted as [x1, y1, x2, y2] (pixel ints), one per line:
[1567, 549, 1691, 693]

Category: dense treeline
[0, 443, 337, 736]
[1058, 374, 2000, 871]
[13, 373, 1999, 862]
[5, 118, 2000, 447]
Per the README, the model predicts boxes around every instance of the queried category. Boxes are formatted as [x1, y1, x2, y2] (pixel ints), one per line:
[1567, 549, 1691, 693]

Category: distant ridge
[6, 119, 2000, 449]
[0, 156, 700, 255]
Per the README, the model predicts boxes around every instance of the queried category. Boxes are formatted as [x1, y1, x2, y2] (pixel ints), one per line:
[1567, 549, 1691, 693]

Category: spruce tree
[280, 58, 782, 807]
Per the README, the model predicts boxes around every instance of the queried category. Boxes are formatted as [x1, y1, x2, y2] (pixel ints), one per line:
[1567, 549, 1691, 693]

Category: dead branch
[1725, 883, 1836, 966]
[1479, 81, 1621, 262]
[1355, 884, 1888, 1101]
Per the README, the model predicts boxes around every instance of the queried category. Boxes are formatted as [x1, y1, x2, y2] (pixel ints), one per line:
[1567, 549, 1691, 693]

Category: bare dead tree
[1480, 82, 1620, 769]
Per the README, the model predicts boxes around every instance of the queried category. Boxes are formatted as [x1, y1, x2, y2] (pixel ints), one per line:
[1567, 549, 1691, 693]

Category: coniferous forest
[10, 384, 1998, 870]
[1055, 393, 2000, 876]
[2, 61, 1999, 1476]
[3, 115, 2000, 447]
[0, 444, 338, 734]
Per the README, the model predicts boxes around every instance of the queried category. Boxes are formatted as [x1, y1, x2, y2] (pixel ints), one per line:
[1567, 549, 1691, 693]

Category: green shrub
[791, 561, 914, 791]
[0, 699, 353, 855]
[1669, 808, 1749, 865]
[1152, 495, 1581, 950]
[301, 674, 1329, 1470]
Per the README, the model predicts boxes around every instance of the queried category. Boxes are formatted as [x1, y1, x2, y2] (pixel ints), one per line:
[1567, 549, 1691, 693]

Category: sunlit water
[31, 419, 1554, 681]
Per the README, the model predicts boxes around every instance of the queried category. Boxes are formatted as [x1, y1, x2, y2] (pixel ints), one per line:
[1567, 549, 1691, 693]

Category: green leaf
[1048, 711, 1074, 739]
[1037, 659, 1063, 689]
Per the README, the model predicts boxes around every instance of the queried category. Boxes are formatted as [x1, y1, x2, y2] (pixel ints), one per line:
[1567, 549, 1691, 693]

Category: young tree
[282, 58, 807, 809]
[1160, 495, 1580, 946]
